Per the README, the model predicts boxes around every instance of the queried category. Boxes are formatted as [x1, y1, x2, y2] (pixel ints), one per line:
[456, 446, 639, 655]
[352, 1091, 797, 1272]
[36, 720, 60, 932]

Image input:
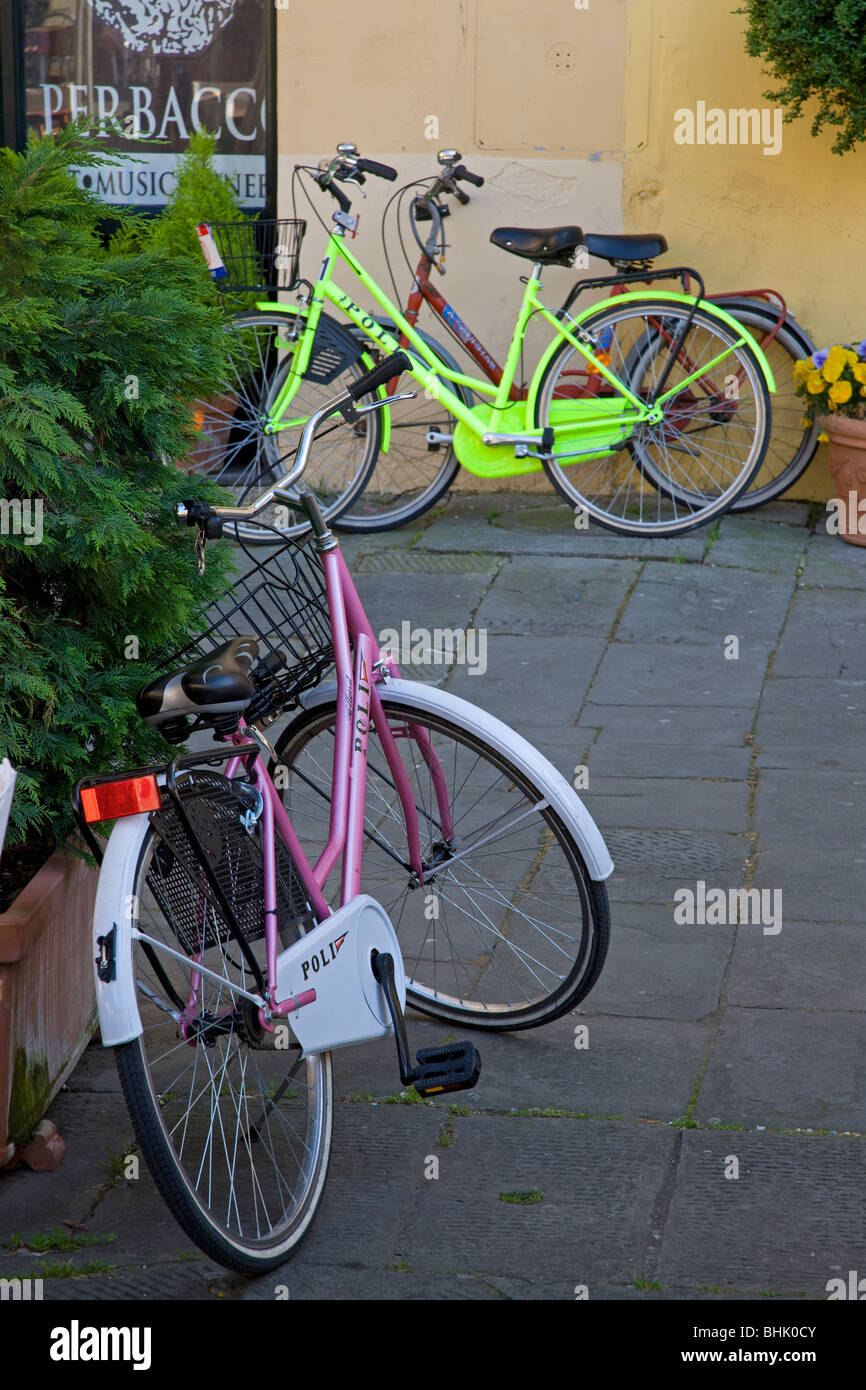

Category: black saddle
[489, 225, 585, 267]
[583, 233, 668, 265]
[137, 637, 260, 727]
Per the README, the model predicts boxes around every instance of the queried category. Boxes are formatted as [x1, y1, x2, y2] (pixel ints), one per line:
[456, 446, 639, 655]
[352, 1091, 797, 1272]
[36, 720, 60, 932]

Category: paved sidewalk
[2, 493, 864, 1301]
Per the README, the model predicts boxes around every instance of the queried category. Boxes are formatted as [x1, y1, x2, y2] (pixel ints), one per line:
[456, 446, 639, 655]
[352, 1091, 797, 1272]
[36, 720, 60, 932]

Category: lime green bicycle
[189, 145, 775, 541]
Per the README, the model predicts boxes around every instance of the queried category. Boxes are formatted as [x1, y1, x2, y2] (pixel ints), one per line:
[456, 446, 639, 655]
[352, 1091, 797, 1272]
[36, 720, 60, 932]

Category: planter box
[0, 846, 98, 1170]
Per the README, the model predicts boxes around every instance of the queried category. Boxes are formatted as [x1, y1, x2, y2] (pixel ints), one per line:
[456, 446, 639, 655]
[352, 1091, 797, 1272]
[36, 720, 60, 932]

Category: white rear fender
[92, 814, 151, 1046]
[299, 678, 614, 881]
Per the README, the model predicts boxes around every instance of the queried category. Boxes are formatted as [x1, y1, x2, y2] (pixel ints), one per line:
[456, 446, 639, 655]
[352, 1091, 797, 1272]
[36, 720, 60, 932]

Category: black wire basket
[149, 767, 311, 955]
[161, 529, 334, 726]
[207, 218, 307, 294]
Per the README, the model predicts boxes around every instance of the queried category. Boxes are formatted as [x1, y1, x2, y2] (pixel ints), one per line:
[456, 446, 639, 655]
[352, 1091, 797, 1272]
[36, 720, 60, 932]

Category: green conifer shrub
[0, 126, 235, 862]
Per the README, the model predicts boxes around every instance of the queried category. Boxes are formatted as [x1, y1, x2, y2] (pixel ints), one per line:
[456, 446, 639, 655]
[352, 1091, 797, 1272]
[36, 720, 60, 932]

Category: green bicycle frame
[257, 225, 775, 479]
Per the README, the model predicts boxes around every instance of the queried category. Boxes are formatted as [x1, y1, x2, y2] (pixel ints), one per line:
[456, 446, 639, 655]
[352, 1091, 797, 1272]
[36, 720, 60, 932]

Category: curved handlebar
[179, 355, 415, 527]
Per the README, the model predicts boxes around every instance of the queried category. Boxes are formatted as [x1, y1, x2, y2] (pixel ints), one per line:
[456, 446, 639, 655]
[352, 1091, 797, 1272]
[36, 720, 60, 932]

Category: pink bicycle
[74, 353, 612, 1272]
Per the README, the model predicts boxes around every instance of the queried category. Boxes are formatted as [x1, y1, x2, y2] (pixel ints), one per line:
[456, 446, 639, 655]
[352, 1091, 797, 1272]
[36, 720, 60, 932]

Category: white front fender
[92, 813, 150, 1046]
[299, 678, 614, 882]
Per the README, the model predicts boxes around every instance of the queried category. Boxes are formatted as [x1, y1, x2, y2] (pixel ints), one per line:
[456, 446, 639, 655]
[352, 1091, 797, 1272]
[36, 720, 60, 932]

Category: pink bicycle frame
[214, 542, 453, 1028]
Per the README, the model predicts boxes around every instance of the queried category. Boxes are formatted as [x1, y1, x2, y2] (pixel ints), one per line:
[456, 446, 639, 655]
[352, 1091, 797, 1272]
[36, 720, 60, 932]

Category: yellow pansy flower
[817, 431, 829, 442]
[829, 380, 853, 404]
[793, 359, 812, 381]
[822, 358, 844, 382]
[806, 371, 826, 393]
[853, 363, 866, 385]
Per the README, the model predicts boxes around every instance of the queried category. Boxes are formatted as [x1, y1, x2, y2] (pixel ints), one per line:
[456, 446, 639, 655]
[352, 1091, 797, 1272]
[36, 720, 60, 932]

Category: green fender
[527, 289, 776, 420]
[254, 301, 391, 452]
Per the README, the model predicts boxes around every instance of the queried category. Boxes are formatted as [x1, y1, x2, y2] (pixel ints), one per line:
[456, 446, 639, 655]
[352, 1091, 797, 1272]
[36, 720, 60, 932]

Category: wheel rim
[335, 334, 466, 530]
[539, 303, 768, 534]
[276, 703, 597, 1023]
[183, 315, 378, 541]
[127, 831, 331, 1257]
[720, 305, 818, 510]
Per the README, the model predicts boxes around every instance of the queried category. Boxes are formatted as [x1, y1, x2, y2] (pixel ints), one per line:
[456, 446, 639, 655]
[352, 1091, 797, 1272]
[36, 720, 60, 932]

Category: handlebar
[453, 164, 484, 188]
[179, 352, 414, 528]
[356, 157, 397, 181]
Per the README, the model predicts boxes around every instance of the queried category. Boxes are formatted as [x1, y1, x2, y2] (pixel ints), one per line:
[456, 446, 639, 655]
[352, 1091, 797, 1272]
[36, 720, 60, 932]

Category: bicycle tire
[334, 321, 468, 532]
[535, 298, 771, 536]
[272, 689, 611, 1030]
[185, 310, 381, 544]
[111, 818, 333, 1273]
[711, 299, 819, 511]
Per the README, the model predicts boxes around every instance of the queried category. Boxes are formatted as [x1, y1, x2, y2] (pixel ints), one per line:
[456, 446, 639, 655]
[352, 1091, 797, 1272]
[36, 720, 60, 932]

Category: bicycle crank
[371, 950, 481, 1098]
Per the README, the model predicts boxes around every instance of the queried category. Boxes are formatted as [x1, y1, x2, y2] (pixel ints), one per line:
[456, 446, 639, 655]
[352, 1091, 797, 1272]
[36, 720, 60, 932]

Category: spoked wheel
[114, 821, 332, 1273]
[334, 323, 468, 532]
[273, 692, 611, 1030]
[709, 299, 819, 511]
[183, 311, 380, 543]
[535, 299, 771, 536]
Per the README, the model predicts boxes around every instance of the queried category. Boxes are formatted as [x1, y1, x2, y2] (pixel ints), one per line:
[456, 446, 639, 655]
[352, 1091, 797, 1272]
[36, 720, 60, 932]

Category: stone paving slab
[587, 775, 749, 834]
[475, 556, 639, 636]
[585, 900, 733, 1022]
[772, 587, 866, 679]
[584, 740, 753, 781]
[616, 564, 793, 646]
[695, 1009, 866, 1131]
[349, 570, 496, 639]
[727, 921, 866, 1014]
[0, 1090, 135, 1241]
[398, 1114, 677, 1285]
[604, 828, 750, 907]
[754, 676, 866, 763]
[577, 703, 755, 745]
[587, 641, 774, 708]
[443, 635, 606, 724]
[753, 847, 866, 924]
[656, 1131, 866, 1296]
[702, 519, 809, 573]
[754, 768, 866, 849]
[801, 529, 866, 589]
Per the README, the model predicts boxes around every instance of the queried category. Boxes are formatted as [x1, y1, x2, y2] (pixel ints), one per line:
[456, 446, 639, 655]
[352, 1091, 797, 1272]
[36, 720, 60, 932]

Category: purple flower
[812, 349, 829, 368]
[856, 340, 866, 358]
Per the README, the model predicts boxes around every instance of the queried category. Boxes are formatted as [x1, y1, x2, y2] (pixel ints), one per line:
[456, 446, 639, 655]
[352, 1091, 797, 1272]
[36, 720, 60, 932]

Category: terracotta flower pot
[817, 414, 866, 546]
[0, 846, 98, 1170]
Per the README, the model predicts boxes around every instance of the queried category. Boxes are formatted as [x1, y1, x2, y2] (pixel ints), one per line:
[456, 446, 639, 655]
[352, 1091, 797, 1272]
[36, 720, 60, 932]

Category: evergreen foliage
[110, 128, 248, 304]
[0, 126, 235, 851]
[739, 0, 866, 154]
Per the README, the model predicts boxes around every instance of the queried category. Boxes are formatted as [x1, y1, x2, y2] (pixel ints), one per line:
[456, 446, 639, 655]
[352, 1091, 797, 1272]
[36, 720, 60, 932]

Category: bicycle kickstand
[371, 951, 481, 1097]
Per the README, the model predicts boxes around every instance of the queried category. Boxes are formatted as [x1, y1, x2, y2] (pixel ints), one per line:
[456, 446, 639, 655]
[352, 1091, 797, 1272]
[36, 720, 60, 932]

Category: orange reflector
[81, 776, 161, 823]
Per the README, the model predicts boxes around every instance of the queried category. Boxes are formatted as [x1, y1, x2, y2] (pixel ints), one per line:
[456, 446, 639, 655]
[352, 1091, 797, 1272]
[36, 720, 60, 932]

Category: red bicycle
[335, 150, 818, 532]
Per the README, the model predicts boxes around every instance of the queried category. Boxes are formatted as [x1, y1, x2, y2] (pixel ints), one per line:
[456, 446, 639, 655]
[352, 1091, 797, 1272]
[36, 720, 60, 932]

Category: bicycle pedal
[410, 1042, 481, 1097]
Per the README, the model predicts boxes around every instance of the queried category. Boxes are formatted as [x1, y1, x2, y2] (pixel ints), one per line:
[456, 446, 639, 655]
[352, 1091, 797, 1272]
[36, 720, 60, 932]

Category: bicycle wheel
[184, 310, 380, 544]
[334, 322, 468, 532]
[535, 299, 770, 536]
[272, 689, 611, 1030]
[711, 299, 819, 511]
[112, 814, 333, 1273]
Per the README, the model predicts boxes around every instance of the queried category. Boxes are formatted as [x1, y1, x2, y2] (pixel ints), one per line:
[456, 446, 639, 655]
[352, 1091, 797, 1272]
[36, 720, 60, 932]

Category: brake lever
[354, 391, 417, 414]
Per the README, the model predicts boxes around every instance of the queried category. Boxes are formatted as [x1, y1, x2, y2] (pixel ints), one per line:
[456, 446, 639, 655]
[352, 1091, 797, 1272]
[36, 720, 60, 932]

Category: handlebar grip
[454, 165, 484, 187]
[180, 500, 224, 537]
[356, 158, 398, 181]
[346, 350, 412, 400]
